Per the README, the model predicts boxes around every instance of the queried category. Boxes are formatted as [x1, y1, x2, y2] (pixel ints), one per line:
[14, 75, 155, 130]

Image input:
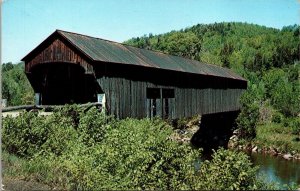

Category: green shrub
[3, 105, 277, 190]
[73, 118, 200, 190]
[236, 103, 260, 139]
[272, 111, 284, 123]
[2, 106, 201, 190]
[195, 148, 261, 190]
[236, 82, 261, 139]
[2, 112, 48, 157]
[77, 107, 114, 145]
[288, 117, 300, 135]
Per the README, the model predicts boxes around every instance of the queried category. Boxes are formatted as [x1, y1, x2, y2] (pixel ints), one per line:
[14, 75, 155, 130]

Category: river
[249, 152, 300, 186]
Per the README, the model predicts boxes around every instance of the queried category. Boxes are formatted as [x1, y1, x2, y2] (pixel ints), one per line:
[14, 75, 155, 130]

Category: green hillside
[125, 22, 299, 75]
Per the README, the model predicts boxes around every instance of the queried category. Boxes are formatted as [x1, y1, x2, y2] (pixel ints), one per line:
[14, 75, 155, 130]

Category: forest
[2, 22, 300, 189]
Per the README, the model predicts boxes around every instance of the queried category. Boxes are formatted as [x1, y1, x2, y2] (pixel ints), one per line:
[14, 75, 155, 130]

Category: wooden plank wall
[25, 38, 93, 74]
[97, 76, 244, 119]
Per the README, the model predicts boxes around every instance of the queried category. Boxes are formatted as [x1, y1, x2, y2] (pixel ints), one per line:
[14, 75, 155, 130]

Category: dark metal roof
[27, 29, 247, 81]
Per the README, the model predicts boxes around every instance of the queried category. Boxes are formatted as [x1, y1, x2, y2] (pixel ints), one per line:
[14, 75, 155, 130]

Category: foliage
[125, 22, 299, 73]
[236, 82, 261, 139]
[288, 117, 300, 135]
[2, 106, 201, 190]
[195, 148, 261, 190]
[2, 62, 34, 106]
[262, 68, 300, 117]
[2, 105, 276, 190]
[255, 123, 300, 153]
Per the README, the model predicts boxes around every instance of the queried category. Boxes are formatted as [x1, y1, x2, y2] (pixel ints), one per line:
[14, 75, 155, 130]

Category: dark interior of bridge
[27, 63, 101, 105]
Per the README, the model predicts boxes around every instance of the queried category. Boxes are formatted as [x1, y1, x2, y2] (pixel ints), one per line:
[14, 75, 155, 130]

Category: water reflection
[249, 152, 300, 185]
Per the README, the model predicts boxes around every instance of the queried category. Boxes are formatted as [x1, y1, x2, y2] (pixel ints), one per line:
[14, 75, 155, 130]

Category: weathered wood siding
[97, 76, 244, 119]
[25, 38, 93, 73]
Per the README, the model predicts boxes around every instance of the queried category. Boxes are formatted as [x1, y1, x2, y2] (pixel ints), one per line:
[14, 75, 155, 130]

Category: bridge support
[191, 111, 240, 153]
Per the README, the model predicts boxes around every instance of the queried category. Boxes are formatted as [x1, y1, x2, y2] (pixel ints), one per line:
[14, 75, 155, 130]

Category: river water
[249, 152, 300, 186]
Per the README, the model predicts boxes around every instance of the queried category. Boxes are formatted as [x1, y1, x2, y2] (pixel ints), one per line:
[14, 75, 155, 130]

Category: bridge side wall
[96, 63, 245, 119]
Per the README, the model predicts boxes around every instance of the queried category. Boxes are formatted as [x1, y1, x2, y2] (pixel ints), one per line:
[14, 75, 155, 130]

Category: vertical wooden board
[137, 81, 142, 118]
[156, 98, 162, 118]
[192, 89, 196, 116]
[118, 78, 121, 118]
[189, 89, 192, 117]
[192, 89, 195, 116]
[126, 78, 131, 118]
[146, 98, 150, 118]
[130, 80, 133, 117]
[125, 78, 130, 117]
[109, 78, 114, 117]
[170, 98, 175, 119]
[141, 81, 146, 118]
[139, 81, 145, 118]
[123, 78, 128, 118]
[195, 89, 198, 114]
[205, 89, 209, 114]
[181, 88, 184, 117]
[184, 88, 187, 117]
[119, 78, 123, 119]
[135, 81, 139, 117]
[131, 80, 136, 117]
[187, 89, 190, 117]
[113, 78, 117, 118]
[177, 88, 180, 118]
[175, 88, 178, 118]
[197, 89, 200, 114]
[134, 81, 138, 117]
[194, 89, 198, 115]
[198, 89, 201, 114]
[121, 78, 124, 118]
[111, 78, 115, 117]
[132, 80, 136, 118]
[202, 89, 205, 114]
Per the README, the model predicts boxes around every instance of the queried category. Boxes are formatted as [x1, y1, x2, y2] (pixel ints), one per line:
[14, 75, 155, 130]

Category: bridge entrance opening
[28, 62, 101, 105]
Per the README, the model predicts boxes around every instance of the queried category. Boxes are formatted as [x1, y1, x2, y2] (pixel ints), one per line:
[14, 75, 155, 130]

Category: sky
[2, 0, 299, 64]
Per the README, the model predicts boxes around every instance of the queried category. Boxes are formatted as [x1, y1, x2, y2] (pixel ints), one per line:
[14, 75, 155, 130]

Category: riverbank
[228, 122, 300, 160]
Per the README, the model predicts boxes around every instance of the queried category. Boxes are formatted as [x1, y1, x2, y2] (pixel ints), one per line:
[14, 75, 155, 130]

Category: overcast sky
[3, 0, 299, 63]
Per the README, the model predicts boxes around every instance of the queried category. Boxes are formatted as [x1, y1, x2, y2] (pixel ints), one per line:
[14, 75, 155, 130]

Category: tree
[2, 62, 34, 106]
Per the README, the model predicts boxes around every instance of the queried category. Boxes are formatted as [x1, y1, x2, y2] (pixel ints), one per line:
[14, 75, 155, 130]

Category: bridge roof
[23, 30, 246, 81]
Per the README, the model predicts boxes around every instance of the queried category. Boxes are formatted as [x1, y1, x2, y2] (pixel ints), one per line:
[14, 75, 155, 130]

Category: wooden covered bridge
[22, 30, 247, 119]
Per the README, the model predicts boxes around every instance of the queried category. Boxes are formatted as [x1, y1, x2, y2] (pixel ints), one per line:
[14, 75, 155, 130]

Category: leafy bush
[2, 62, 34, 106]
[2, 112, 48, 157]
[195, 148, 266, 190]
[3, 105, 277, 190]
[236, 88, 260, 139]
[272, 111, 284, 123]
[288, 117, 300, 135]
[77, 108, 114, 145]
[2, 106, 201, 190]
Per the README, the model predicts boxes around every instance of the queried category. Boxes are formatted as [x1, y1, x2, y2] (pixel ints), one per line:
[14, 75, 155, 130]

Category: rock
[257, 148, 261, 153]
[230, 135, 237, 140]
[252, 146, 258, 152]
[270, 147, 278, 156]
[181, 137, 190, 142]
[283, 153, 293, 160]
[233, 129, 239, 135]
[294, 154, 300, 160]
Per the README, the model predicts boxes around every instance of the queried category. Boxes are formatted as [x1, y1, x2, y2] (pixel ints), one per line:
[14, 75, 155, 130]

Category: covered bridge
[22, 30, 247, 119]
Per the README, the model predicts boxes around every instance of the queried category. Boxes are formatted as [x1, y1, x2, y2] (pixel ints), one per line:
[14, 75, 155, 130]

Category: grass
[2, 151, 27, 178]
[254, 122, 300, 153]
